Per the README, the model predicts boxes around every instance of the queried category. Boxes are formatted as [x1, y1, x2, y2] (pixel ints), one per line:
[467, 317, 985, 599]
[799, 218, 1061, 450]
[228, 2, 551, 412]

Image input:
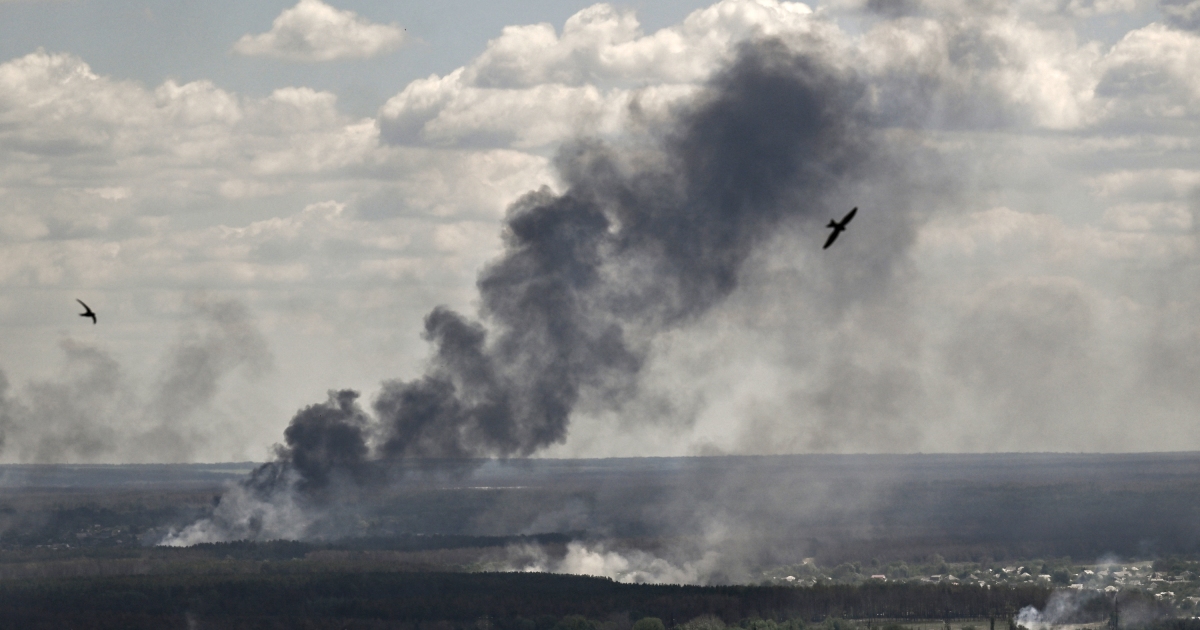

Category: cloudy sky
[1, 0, 1198, 464]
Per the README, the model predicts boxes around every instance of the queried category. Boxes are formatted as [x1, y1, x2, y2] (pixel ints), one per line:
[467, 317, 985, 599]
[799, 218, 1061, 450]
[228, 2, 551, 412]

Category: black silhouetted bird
[76, 299, 96, 325]
[823, 206, 857, 249]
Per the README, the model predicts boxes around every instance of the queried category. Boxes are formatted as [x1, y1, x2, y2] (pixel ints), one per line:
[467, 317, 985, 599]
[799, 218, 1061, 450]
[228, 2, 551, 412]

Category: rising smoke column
[166, 38, 889, 543]
[372, 38, 873, 462]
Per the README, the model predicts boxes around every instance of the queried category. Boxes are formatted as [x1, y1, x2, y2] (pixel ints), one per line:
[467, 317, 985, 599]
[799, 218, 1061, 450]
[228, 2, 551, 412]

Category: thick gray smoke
[372, 39, 873, 462]
[167, 38, 908, 544]
[246, 389, 375, 497]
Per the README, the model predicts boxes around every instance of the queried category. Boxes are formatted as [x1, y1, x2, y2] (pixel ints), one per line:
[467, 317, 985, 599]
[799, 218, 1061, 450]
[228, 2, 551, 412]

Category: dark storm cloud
[243, 37, 898, 505]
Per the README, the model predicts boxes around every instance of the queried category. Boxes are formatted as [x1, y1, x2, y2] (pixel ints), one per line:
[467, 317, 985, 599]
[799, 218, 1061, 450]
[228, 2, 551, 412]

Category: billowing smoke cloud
[247, 389, 375, 496]
[371, 39, 873, 463]
[166, 37, 915, 544]
[0, 297, 272, 463]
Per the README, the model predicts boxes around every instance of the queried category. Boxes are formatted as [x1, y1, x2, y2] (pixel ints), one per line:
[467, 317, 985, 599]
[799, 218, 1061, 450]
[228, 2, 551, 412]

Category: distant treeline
[187, 533, 578, 559]
[8, 452, 1200, 563]
[0, 571, 1064, 630]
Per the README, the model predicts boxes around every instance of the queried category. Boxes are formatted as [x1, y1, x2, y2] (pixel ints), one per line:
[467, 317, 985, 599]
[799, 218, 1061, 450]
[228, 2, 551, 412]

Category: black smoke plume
[246, 390, 375, 496]
[169, 39, 891, 543]
[369, 41, 870, 462]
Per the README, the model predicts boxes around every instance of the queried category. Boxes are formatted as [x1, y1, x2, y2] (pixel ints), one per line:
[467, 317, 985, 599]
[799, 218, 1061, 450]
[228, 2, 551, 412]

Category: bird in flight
[76, 299, 97, 325]
[823, 207, 858, 250]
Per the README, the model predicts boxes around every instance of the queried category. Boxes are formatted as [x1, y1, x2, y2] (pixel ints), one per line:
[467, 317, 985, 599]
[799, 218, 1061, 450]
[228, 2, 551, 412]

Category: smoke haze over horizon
[1, 0, 1200, 465]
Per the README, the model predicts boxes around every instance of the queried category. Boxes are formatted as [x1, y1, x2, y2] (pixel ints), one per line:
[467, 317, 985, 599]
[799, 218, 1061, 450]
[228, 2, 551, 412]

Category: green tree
[556, 615, 595, 630]
[679, 615, 726, 630]
[832, 564, 860, 582]
[745, 620, 780, 630]
[634, 618, 666, 630]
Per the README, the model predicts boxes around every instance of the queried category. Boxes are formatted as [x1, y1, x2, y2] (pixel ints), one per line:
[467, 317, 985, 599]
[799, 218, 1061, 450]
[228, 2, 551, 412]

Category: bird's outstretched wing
[841, 207, 857, 225]
[76, 299, 96, 324]
[823, 230, 841, 249]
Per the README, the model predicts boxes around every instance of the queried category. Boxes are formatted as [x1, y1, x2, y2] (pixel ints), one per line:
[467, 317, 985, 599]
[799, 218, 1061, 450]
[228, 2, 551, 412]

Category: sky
[1, 0, 1199, 464]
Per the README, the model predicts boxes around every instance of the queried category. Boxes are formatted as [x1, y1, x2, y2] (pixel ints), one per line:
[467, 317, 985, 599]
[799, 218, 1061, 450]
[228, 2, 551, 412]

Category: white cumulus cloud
[233, 0, 405, 62]
[378, 0, 830, 149]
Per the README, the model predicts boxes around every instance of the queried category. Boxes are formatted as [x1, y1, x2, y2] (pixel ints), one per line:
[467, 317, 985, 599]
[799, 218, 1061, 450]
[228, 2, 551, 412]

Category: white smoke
[512, 541, 723, 585]
[1016, 590, 1096, 630]
[160, 471, 314, 546]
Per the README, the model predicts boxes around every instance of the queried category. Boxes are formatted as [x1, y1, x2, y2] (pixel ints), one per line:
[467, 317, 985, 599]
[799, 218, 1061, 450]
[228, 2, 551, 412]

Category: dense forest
[0, 572, 1065, 630]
